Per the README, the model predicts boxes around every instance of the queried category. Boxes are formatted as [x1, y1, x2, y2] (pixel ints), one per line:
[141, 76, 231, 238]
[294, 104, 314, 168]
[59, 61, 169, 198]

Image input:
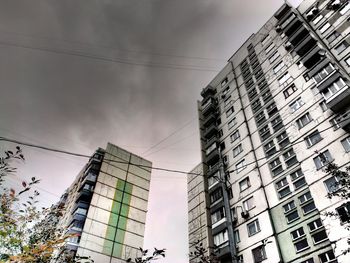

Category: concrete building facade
[56, 143, 152, 263]
[189, 0, 350, 262]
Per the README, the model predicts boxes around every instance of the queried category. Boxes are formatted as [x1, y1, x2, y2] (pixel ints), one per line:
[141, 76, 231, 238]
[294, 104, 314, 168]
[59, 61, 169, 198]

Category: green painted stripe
[102, 178, 133, 257]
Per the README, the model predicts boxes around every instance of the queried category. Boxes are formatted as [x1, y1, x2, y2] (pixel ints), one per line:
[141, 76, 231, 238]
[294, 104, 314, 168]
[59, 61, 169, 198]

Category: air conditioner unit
[232, 216, 238, 225]
[241, 211, 250, 219]
[221, 93, 226, 99]
[275, 25, 282, 33]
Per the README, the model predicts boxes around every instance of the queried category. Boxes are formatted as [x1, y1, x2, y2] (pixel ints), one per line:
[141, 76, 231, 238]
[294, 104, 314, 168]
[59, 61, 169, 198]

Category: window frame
[247, 219, 261, 236]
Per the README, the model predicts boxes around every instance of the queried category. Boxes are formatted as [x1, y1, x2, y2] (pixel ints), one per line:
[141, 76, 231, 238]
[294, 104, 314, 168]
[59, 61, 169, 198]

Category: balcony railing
[336, 110, 350, 132]
[326, 85, 350, 112]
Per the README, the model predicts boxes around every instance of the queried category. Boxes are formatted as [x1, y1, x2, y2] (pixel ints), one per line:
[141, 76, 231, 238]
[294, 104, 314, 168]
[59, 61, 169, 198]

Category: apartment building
[55, 143, 152, 263]
[189, 0, 350, 262]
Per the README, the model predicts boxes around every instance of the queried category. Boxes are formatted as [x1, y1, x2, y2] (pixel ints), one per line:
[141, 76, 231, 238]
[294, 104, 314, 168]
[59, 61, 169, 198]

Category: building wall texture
[57, 143, 151, 263]
[189, 0, 350, 262]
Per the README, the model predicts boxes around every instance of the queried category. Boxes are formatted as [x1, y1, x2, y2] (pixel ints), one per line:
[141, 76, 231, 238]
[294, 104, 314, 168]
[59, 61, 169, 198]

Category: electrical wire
[0, 40, 220, 73]
[0, 29, 227, 62]
[0, 113, 349, 180]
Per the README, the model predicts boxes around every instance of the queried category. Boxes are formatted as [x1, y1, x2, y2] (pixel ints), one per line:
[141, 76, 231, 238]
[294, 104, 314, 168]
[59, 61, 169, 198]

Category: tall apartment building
[189, 0, 350, 262]
[55, 143, 152, 263]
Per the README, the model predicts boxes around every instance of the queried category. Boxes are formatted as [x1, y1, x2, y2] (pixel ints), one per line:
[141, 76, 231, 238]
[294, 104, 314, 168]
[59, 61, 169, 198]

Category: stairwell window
[226, 106, 234, 117]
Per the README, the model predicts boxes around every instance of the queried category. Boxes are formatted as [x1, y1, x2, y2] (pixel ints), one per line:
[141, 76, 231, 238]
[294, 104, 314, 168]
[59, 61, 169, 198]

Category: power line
[0, 136, 201, 176]
[0, 29, 227, 62]
[0, 40, 220, 73]
[142, 117, 196, 155]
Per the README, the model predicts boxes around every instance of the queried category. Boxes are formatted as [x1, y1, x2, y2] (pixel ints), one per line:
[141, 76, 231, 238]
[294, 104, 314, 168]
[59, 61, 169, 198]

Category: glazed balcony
[205, 135, 218, 149]
[274, 3, 292, 21]
[206, 148, 220, 166]
[326, 84, 350, 113]
[214, 241, 231, 260]
[204, 123, 218, 139]
[336, 110, 350, 132]
[76, 188, 93, 203]
[203, 111, 217, 127]
[202, 98, 217, 116]
[294, 35, 317, 57]
[201, 85, 216, 99]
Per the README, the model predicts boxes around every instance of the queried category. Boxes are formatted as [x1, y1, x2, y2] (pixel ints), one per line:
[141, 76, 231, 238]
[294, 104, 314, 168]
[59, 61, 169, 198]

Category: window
[286, 210, 300, 223]
[296, 113, 312, 129]
[346, 56, 350, 66]
[236, 159, 246, 173]
[304, 130, 322, 147]
[269, 51, 280, 63]
[75, 207, 88, 216]
[228, 118, 237, 129]
[326, 31, 340, 43]
[291, 227, 305, 240]
[313, 63, 335, 84]
[233, 144, 243, 157]
[247, 219, 260, 236]
[277, 131, 290, 148]
[289, 97, 304, 112]
[278, 72, 291, 85]
[234, 230, 240, 243]
[308, 218, 323, 232]
[206, 143, 217, 155]
[210, 188, 223, 204]
[341, 137, 350, 152]
[340, 2, 350, 15]
[264, 140, 276, 157]
[320, 100, 328, 111]
[239, 177, 250, 191]
[226, 106, 234, 117]
[270, 158, 283, 176]
[265, 43, 274, 54]
[243, 196, 254, 211]
[302, 201, 316, 214]
[237, 255, 244, 263]
[301, 259, 314, 263]
[324, 176, 341, 193]
[230, 130, 240, 142]
[312, 229, 328, 244]
[211, 207, 226, 225]
[283, 84, 297, 98]
[290, 169, 307, 189]
[220, 142, 226, 151]
[336, 202, 350, 223]
[208, 175, 219, 188]
[283, 201, 295, 213]
[313, 150, 333, 169]
[319, 22, 331, 34]
[222, 86, 230, 95]
[261, 34, 271, 46]
[218, 129, 223, 137]
[335, 41, 349, 54]
[252, 246, 267, 263]
[276, 178, 291, 198]
[221, 78, 228, 87]
[213, 229, 229, 247]
[294, 238, 309, 252]
[330, 117, 340, 130]
[283, 148, 298, 167]
[313, 14, 323, 24]
[319, 250, 337, 263]
[299, 191, 312, 204]
[273, 61, 285, 74]
[224, 96, 232, 107]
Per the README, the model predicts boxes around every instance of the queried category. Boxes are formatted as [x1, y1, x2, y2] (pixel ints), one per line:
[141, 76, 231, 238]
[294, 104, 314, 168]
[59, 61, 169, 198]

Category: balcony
[203, 111, 217, 127]
[201, 85, 216, 99]
[76, 188, 93, 203]
[205, 135, 218, 149]
[284, 17, 303, 37]
[206, 148, 220, 166]
[301, 47, 325, 69]
[289, 27, 309, 47]
[336, 110, 350, 132]
[326, 85, 350, 112]
[308, 58, 331, 79]
[202, 99, 217, 116]
[274, 3, 292, 21]
[204, 123, 218, 139]
[207, 163, 220, 176]
[214, 241, 231, 260]
[294, 35, 317, 57]
[317, 71, 341, 92]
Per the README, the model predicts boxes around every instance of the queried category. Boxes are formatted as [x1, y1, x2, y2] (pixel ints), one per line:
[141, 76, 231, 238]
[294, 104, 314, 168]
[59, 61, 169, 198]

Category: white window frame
[228, 118, 237, 129]
[239, 176, 250, 191]
[304, 130, 322, 147]
[273, 61, 285, 74]
[243, 196, 254, 211]
[308, 218, 323, 232]
[265, 42, 275, 54]
[230, 130, 240, 142]
[269, 51, 280, 63]
[233, 144, 243, 157]
[291, 227, 305, 240]
[299, 191, 312, 204]
[341, 137, 350, 152]
[283, 201, 296, 213]
[278, 72, 291, 86]
[313, 14, 323, 24]
[289, 97, 304, 113]
[340, 2, 350, 15]
[247, 219, 260, 236]
[319, 22, 331, 34]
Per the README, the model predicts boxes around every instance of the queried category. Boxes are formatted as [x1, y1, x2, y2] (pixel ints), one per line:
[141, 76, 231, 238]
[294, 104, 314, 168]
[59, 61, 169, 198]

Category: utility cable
[0, 40, 220, 73]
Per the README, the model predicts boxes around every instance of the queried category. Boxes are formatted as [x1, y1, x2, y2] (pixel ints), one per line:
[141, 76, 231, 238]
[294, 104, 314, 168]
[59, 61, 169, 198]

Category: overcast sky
[0, 0, 302, 262]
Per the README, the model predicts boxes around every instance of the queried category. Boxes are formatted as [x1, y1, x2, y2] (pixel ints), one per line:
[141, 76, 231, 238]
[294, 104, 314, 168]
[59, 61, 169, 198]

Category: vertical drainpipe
[229, 60, 284, 263]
